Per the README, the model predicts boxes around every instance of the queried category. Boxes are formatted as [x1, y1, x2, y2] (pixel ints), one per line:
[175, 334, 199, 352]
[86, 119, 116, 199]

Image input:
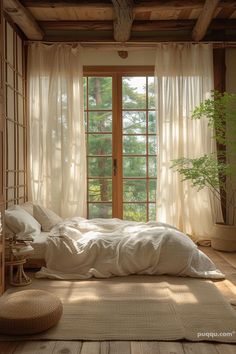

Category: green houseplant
[171, 91, 236, 251]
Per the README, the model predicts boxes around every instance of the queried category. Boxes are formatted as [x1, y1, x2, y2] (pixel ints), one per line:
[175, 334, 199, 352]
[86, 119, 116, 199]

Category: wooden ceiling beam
[134, 19, 193, 31]
[40, 20, 114, 31]
[3, 0, 44, 39]
[111, 0, 134, 42]
[42, 33, 236, 43]
[21, 0, 236, 11]
[21, 0, 112, 7]
[21, 0, 203, 10]
[43, 34, 192, 42]
[39, 19, 236, 32]
[135, 0, 205, 11]
[192, 0, 220, 41]
[39, 20, 195, 32]
[211, 19, 236, 29]
[136, 0, 235, 10]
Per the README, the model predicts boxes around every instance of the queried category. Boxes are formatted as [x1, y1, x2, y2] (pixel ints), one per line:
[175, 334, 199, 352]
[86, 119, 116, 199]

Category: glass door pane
[84, 77, 113, 218]
[84, 72, 157, 222]
[122, 76, 157, 222]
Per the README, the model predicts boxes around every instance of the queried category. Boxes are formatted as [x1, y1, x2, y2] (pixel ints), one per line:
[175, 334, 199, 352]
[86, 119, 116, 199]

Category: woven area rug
[1, 275, 236, 342]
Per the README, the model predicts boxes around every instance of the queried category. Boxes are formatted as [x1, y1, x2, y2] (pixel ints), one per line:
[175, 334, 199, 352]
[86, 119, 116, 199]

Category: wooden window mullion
[112, 73, 123, 219]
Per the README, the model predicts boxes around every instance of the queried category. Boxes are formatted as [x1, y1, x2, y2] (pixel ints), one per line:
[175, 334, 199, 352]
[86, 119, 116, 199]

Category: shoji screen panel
[4, 18, 27, 208]
[0, 0, 5, 295]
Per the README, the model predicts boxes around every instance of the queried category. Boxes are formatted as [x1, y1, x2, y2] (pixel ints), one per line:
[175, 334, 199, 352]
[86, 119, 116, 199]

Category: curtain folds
[27, 43, 86, 218]
[155, 43, 222, 240]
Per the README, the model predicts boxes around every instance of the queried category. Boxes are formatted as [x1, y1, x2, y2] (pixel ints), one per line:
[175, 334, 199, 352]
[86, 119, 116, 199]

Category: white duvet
[35, 217, 224, 280]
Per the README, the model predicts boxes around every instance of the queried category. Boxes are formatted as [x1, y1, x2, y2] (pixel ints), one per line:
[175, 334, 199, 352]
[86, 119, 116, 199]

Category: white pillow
[33, 205, 62, 232]
[20, 201, 34, 216]
[5, 205, 41, 241]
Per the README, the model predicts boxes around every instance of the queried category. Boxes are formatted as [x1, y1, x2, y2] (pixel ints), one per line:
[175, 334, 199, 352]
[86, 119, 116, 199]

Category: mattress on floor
[30, 232, 49, 259]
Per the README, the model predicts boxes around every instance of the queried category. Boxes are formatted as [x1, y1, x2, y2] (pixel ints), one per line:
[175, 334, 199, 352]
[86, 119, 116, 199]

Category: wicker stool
[0, 289, 63, 335]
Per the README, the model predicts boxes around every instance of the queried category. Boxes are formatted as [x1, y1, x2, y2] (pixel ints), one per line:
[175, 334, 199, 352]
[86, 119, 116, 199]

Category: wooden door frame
[213, 48, 227, 223]
[112, 72, 122, 218]
[83, 66, 155, 219]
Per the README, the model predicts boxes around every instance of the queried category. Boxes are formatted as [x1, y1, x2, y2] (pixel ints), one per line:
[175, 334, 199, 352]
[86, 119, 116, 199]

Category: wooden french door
[84, 67, 156, 222]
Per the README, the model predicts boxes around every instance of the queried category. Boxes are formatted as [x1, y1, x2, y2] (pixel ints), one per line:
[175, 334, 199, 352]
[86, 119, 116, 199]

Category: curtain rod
[25, 41, 236, 50]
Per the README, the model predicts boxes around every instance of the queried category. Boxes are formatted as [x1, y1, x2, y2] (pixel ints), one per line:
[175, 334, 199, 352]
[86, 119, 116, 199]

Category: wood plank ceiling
[3, 0, 236, 42]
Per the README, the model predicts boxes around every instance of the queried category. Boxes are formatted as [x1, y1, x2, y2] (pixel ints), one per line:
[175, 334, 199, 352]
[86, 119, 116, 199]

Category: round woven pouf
[0, 289, 63, 335]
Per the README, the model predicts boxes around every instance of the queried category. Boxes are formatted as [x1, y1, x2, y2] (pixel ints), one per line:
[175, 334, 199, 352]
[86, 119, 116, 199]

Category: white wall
[81, 49, 156, 66]
[81, 48, 236, 80]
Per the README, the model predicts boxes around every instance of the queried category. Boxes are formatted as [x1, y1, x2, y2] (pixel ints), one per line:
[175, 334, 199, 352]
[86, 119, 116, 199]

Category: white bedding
[31, 232, 49, 259]
[35, 217, 224, 280]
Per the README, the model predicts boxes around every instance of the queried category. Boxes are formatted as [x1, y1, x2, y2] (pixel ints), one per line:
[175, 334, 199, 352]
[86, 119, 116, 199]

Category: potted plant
[171, 91, 236, 251]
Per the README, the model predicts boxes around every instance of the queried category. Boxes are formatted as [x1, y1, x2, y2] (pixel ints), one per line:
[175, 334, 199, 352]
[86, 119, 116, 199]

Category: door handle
[113, 159, 117, 176]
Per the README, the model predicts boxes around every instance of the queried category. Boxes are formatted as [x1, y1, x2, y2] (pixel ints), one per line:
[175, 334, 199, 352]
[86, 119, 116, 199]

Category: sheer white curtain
[155, 43, 222, 240]
[27, 43, 86, 218]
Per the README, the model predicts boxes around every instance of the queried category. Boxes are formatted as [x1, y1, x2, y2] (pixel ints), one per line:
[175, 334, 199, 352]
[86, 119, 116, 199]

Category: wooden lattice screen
[4, 17, 27, 209]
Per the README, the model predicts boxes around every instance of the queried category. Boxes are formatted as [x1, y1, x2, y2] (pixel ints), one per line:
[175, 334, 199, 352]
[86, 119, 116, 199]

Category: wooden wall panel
[213, 47, 226, 93]
[213, 48, 226, 222]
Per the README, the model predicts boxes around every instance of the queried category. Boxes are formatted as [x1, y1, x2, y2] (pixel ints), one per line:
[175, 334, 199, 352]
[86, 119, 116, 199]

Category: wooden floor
[1, 247, 236, 354]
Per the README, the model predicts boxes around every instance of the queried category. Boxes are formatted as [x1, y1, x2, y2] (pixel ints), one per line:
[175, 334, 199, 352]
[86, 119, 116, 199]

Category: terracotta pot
[211, 224, 236, 252]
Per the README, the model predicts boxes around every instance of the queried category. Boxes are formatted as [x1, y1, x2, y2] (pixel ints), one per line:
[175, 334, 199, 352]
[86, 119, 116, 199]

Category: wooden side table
[5, 237, 34, 287]
[5, 257, 32, 286]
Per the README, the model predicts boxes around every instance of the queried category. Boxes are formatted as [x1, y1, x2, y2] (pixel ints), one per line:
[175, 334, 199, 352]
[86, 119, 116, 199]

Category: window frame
[83, 66, 155, 221]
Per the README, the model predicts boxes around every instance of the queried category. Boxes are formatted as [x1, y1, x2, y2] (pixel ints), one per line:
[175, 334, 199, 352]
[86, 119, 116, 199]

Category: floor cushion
[0, 289, 63, 335]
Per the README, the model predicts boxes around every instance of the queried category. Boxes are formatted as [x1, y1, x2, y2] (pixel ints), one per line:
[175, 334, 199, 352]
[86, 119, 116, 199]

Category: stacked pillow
[21, 201, 34, 216]
[5, 205, 41, 241]
[5, 203, 63, 240]
[33, 205, 62, 232]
